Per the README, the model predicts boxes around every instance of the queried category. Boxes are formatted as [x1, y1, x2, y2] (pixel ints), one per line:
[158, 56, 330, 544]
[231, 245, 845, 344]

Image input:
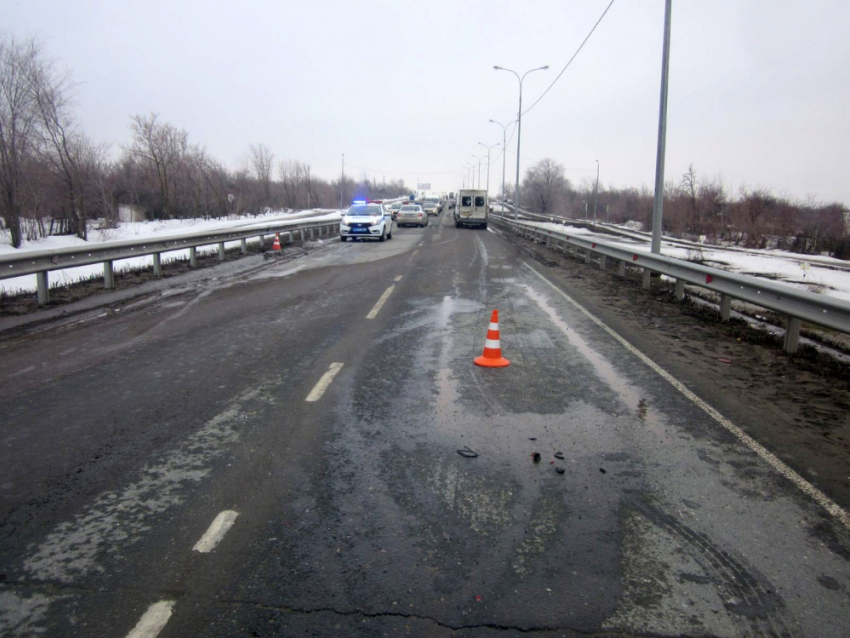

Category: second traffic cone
[474, 310, 510, 368]
[272, 233, 282, 251]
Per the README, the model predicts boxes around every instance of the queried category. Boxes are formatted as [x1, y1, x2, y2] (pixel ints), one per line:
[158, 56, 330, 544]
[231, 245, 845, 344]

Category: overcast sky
[4, 0, 849, 204]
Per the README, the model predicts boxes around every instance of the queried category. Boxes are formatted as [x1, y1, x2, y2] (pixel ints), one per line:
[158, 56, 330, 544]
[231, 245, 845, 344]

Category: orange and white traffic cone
[474, 309, 510, 368]
[272, 233, 282, 251]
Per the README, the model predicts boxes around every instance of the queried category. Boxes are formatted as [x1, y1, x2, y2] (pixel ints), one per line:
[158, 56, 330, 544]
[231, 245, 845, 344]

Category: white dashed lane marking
[125, 600, 174, 638]
[193, 510, 239, 553]
[524, 260, 850, 530]
[394, 275, 403, 282]
[305, 362, 345, 402]
[366, 285, 395, 320]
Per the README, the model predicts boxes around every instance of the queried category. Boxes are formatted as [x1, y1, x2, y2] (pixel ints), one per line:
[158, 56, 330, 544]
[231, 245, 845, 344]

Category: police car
[339, 201, 394, 242]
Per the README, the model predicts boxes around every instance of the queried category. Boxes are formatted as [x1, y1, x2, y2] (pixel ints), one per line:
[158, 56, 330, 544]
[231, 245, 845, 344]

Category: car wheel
[388, 226, 393, 239]
[340, 236, 347, 242]
[482, 224, 488, 230]
[379, 227, 386, 242]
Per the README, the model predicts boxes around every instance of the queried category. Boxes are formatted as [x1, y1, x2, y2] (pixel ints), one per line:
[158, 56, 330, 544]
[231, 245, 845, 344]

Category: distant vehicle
[340, 201, 394, 241]
[454, 189, 488, 229]
[423, 197, 441, 216]
[396, 204, 428, 228]
[449, 192, 455, 199]
[448, 198, 457, 210]
[387, 201, 404, 220]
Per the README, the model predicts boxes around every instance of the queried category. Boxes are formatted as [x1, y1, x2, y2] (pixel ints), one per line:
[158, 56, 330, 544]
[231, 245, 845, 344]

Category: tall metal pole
[472, 155, 484, 189]
[339, 153, 345, 209]
[478, 142, 499, 196]
[501, 128, 506, 199]
[490, 120, 510, 200]
[495, 65, 548, 218]
[592, 160, 600, 226]
[651, 0, 672, 254]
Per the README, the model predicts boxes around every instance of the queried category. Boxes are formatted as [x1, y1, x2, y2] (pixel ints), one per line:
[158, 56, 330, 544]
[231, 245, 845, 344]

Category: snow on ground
[0, 209, 344, 295]
[526, 221, 850, 303]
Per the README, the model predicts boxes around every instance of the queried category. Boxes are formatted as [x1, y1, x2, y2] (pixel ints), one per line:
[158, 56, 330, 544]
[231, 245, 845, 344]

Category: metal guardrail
[491, 214, 850, 354]
[0, 216, 343, 305]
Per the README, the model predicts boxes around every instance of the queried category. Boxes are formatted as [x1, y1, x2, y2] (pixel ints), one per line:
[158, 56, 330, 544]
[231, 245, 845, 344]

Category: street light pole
[472, 154, 485, 189]
[495, 64, 549, 218]
[592, 159, 600, 226]
[478, 142, 500, 196]
[489, 119, 514, 201]
[651, 0, 673, 255]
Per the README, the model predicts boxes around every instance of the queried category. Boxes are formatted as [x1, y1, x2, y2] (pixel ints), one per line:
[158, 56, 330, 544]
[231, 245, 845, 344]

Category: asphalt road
[1, 210, 849, 637]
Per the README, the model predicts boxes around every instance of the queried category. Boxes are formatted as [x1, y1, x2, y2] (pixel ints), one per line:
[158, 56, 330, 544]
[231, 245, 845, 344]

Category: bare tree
[0, 35, 41, 247]
[681, 164, 699, 234]
[249, 143, 274, 206]
[126, 113, 188, 218]
[30, 58, 111, 239]
[523, 158, 569, 214]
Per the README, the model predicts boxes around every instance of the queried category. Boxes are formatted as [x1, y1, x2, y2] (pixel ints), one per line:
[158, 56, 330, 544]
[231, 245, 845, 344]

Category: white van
[454, 189, 488, 229]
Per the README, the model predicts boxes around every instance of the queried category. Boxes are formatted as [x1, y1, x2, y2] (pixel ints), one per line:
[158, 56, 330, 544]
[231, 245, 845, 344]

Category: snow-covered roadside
[524, 221, 850, 303]
[0, 209, 344, 295]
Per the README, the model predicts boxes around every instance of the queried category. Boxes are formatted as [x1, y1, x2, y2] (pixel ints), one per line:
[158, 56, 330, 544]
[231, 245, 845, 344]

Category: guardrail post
[784, 316, 801, 354]
[584, 249, 591, 264]
[309, 228, 314, 240]
[720, 293, 731, 321]
[240, 238, 248, 255]
[299, 229, 305, 243]
[153, 253, 162, 277]
[104, 260, 115, 289]
[36, 271, 49, 305]
[189, 247, 197, 266]
[599, 255, 607, 270]
[618, 260, 626, 276]
[642, 268, 652, 289]
[218, 242, 225, 261]
[286, 231, 293, 243]
[675, 279, 685, 300]
[546, 235, 552, 248]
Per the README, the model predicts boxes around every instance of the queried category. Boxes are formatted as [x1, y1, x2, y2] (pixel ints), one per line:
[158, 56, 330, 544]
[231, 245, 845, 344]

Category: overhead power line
[522, 0, 617, 117]
[345, 163, 465, 176]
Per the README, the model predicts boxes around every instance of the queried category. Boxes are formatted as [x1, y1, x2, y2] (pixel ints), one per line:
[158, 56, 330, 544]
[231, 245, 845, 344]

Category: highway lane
[1, 210, 849, 636]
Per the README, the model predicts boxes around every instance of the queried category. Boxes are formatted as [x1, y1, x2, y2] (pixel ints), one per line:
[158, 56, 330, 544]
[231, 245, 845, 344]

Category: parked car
[396, 204, 428, 227]
[339, 201, 394, 241]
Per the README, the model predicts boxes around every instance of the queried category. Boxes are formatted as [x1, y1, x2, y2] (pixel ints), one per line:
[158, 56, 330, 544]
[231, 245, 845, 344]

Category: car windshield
[346, 206, 382, 216]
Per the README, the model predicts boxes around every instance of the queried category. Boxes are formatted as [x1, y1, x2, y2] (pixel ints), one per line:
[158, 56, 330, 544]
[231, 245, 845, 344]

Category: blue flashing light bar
[352, 200, 367, 205]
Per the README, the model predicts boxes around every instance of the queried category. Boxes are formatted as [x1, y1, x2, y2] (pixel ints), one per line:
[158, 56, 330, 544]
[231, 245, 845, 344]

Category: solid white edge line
[523, 260, 850, 530]
[366, 285, 395, 320]
[125, 600, 175, 638]
[305, 362, 345, 402]
[193, 510, 239, 553]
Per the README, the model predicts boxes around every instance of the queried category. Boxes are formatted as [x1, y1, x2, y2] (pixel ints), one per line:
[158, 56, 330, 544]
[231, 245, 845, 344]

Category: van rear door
[473, 194, 488, 222]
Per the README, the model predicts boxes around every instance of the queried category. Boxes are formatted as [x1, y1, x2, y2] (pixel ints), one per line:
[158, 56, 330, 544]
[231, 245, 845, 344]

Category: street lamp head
[541, 65, 549, 70]
[493, 65, 501, 70]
